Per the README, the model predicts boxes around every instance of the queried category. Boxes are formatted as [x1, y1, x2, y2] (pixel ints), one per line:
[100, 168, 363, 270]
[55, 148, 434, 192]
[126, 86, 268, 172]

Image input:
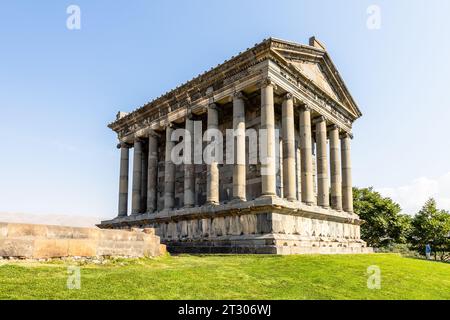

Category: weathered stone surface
[0, 223, 8, 238]
[33, 239, 69, 259]
[103, 37, 369, 255]
[7, 223, 47, 238]
[0, 223, 165, 259]
[0, 239, 34, 258]
[68, 239, 97, 257]
[46, 225, 74, 239]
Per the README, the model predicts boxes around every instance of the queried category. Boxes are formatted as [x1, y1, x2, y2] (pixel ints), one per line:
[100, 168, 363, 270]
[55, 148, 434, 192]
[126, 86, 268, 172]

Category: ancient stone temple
[100, 37, 372, 254]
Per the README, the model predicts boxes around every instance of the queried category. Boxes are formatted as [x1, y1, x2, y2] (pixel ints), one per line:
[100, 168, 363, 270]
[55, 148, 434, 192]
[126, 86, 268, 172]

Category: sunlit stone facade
[99, 37, 372, 254]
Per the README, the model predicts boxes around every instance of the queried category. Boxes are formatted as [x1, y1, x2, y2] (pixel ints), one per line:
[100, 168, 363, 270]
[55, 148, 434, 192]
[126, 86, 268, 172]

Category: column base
[257, 194, 278, 201]
[229, 197, 246, 204]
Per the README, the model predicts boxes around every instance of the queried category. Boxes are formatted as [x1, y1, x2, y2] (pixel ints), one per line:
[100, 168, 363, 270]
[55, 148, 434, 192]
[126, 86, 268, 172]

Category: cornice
[109, 37, 361, 138]
[108, 39, 274, 132]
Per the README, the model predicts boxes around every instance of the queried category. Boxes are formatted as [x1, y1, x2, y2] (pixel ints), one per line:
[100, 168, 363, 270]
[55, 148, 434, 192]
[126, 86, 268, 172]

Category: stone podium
[100, 37, 372, 254]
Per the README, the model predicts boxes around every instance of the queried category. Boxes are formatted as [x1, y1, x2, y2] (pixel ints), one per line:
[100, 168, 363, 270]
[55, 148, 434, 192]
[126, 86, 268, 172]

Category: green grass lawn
[0, 253, 449, 300]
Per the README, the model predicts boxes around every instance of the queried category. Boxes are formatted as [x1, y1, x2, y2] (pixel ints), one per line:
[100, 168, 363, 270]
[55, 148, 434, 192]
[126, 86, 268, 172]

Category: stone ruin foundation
[0, 222, 166, 259]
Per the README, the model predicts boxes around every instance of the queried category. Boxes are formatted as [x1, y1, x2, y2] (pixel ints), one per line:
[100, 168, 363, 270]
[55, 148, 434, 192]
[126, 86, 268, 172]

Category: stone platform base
[100, 196, 372, 255]
[0, 222, 166, 259]
[166, 234, 372, 254]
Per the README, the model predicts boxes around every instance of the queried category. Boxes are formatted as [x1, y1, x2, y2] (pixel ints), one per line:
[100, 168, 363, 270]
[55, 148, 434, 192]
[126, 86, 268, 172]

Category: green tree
[353, 187, 411, 247]
[410, 198, 450, 261]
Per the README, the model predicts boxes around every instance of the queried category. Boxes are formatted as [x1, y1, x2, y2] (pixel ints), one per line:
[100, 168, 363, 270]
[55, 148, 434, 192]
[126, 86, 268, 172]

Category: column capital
[329, 123, 340, 131]
[208, 102, 219, 111]
[283, 92, 294, 101]
[148, 129, 160, 138]
[117, 142, 132, 149]
[300, 104, 311, 112]
[166, 122, 174, 129]
[312, 115, 327, 124]
[133, 137, 146, 144]
[185, 108, 193, 120]
[233, 91, 246, 100]
[260, 76, 278, 90]
[340, 132, 354, 139]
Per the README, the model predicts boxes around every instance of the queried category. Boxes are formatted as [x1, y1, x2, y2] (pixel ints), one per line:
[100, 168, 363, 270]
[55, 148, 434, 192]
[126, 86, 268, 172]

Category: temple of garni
[100, 37, 372, 254]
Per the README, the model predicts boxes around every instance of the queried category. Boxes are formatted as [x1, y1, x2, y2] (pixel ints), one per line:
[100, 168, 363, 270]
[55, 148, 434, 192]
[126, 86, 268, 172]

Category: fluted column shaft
[329, 125, 342, 211]
[131, 139, 143, 214]
[315, 116, 329, 208]
[118, 143, 130, 217]
[233, 92, 246, 201]
[147, 134, 158, 212]
[282, 93, 296, 201]
[140, 143, 148, 211]
[184, 117, 195, 207]
[299, 106, 314, 205]
[260, 79, 276, 196]
[206, 104, 219, 204]
[164, 125, 175, 210]
[341, 133, 353, 213]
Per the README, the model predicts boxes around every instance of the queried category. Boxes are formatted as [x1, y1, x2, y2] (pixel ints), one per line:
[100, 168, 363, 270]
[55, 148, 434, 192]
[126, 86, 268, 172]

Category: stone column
[260, 78, 277, 197]
[299, 105, 314, 205]
[184, 116, 195, 207]
[315, 116, 329, 208]
[282, 93, 296, 201]
[329, 125, 342, 211]
[206, 103, 219, 205]
[140, 142, 148, 211]
[131, 139, 143, 215]
[164, 125, 175, 210]
[117, 143, 130, 217]
[341, 132, 353, 213]
[147, 133, 158, 213]
[232, 92, 246, 201]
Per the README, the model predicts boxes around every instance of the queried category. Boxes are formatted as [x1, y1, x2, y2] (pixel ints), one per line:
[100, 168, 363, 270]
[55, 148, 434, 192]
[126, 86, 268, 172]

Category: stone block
[100, 229, 137, 241]
[143, 228, 155, 236]
[0, 239, 34, 258]
[7, 223, 47, 238]
[69, 227, 93, 239]
[0, 223, 165, 259]
[33, 239, 69, 259]
[96, 239, 116, 256]
[46, 225, 74, 239]
[0, 223, 8, 237]
[68, 239, 97, 257]
[159, 244, 167, 255]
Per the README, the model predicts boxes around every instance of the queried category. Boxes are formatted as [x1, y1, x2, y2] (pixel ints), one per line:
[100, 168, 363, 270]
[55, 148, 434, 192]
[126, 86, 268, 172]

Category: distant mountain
[0, 212, 106, 228]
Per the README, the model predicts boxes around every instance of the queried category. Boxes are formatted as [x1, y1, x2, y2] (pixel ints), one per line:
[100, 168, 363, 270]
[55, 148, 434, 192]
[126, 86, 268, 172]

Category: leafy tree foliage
[410, 198, 450, 261]
[353, 187, 411, 247]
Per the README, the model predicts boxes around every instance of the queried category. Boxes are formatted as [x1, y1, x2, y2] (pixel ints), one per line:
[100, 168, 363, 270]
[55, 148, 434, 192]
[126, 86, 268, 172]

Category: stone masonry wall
[0, 223, 166, 259]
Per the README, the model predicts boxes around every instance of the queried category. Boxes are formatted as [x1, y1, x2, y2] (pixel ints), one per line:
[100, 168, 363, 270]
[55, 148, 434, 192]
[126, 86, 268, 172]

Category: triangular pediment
[270, 38, 362, 119]
[290, 60, 341, 101]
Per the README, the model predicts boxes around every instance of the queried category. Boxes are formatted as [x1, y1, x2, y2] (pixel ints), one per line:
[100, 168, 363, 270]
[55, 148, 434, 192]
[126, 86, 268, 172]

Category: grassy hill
[0, 254, 449, 300]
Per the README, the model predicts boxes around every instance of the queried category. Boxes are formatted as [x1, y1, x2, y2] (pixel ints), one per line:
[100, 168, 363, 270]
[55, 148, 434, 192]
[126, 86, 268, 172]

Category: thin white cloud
[377, 172, 450, 215]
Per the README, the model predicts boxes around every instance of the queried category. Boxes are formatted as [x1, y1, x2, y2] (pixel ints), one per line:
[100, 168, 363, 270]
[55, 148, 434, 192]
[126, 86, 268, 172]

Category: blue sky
[1, 0, 449, 219]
